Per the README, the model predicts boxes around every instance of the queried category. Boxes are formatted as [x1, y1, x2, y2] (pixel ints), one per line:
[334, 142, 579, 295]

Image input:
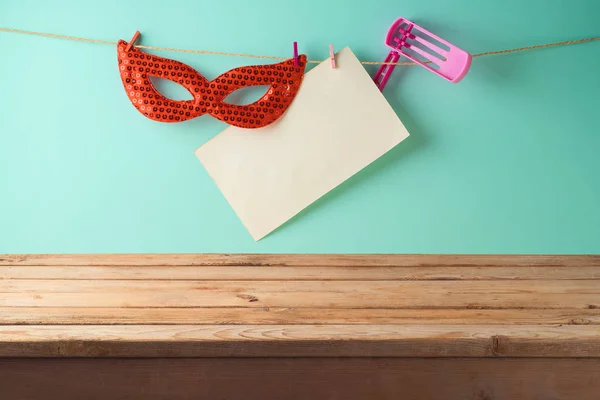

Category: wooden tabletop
[1, 254, 599, 358]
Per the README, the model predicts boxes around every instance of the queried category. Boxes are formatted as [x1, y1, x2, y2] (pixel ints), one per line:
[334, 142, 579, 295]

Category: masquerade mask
[117, 40, 307, 129]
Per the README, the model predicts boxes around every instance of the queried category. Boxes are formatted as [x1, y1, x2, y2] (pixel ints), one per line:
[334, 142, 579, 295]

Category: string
[1, 26, 598, 66]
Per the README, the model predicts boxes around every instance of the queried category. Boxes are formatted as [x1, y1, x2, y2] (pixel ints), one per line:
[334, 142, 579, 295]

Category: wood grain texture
[3, 265, 600, 280]
[2, 279, 599, 308]
[3, 307, 599, 325]
[1, 325, 599, 357]
[2, 358, 599, 400]
[2, 254, 599, 358]
[2, 254, 599, 266]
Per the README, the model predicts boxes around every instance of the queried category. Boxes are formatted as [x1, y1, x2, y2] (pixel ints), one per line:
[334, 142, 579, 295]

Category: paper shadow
[264, 94, 428, 240]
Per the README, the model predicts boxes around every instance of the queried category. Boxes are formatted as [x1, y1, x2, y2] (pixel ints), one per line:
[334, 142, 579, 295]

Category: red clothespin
[125, 31, 141, 52]
[329, 44, 336, 68]
[293, 41, 299, 66]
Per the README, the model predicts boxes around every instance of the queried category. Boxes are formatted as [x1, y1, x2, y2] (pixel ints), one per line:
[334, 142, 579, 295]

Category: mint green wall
[1, 0, 598, 253]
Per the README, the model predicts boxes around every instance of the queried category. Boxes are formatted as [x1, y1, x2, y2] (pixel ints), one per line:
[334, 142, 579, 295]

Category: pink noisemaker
[374, 18, 472, 90]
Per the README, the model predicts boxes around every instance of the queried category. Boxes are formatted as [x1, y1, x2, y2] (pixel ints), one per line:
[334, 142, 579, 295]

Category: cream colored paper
[196, 47, 410, 240]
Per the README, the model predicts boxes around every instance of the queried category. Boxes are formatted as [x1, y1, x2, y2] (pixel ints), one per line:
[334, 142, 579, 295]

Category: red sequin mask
[117, 40, 307, 129]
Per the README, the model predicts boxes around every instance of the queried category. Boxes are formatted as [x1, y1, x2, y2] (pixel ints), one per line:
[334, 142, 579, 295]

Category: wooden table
[1, 254, 599, 399]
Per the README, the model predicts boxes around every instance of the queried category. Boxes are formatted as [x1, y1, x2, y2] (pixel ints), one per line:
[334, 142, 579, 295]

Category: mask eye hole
[223, 85, 270, 105]
[150, 77, 194, 100]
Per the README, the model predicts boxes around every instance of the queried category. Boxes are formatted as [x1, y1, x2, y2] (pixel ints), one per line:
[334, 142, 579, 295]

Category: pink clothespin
[125, 31, 141, 52]
[293, 42, 299, 66]
[329, 44, 336, 68]
[373, 18, 471, 91]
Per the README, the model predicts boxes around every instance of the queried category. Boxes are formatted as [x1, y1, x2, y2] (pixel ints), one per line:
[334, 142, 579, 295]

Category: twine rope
[1, 26, 598, 66]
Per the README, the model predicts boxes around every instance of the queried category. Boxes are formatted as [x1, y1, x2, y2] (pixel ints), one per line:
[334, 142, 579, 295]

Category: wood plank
[0, 325, 599, 357]
[2, 307, 600, 325]
[1, 280, 598, 308]
[2, 358, 599, 400]
[3, 265, 600, 280]
[1, 254, 598, 267]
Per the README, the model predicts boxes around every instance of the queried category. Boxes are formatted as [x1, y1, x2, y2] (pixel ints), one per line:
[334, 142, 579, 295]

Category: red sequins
[117, 40, 306, 129]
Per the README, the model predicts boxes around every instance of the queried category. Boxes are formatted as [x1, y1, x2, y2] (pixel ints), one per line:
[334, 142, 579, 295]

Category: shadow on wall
[270, 71, 429, 239]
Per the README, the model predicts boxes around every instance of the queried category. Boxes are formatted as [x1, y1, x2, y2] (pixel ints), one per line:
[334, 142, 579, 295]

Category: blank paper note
[195, 47, 410, 240]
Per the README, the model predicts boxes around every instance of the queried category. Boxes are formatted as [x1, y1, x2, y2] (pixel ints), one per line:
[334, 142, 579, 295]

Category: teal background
[1, 0, 599, 253]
